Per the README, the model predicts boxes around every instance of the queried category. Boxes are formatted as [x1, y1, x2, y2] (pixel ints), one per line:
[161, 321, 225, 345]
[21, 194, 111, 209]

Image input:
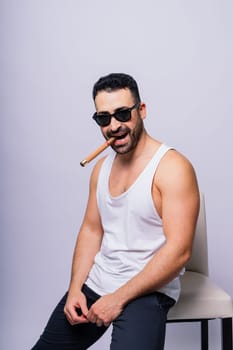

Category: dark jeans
[31, 284, 175, 350]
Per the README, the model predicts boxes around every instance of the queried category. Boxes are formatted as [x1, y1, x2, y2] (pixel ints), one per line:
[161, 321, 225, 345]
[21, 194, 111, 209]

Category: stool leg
[201, 320, 208, 350]
[221, 318, 232, 350]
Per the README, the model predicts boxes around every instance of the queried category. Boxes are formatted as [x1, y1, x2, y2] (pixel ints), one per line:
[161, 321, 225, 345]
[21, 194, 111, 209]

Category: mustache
[106, 126, 130, 138]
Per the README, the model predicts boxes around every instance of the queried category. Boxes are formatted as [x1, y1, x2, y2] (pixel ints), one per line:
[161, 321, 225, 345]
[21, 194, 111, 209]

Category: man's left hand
[87, 293, 124, 327]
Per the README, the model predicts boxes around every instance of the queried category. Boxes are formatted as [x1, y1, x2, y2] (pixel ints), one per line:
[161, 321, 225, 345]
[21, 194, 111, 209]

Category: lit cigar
[80, 137, 115, 167]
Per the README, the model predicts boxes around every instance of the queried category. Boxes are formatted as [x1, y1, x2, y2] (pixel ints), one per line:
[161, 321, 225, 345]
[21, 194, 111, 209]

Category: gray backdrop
[1, 1, 233, 349]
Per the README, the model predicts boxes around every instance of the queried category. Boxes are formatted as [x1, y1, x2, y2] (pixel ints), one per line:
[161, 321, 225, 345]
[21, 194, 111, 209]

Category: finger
[96, 320, 103, 327]
[86, 300, 100, 322]
[64, 306, 84, 325]
[79, 298, 89, 317]
[86, 310, 97, 324]
[69, 307, 80, 322]
[77, 315, 89, 324]
[75, 307, 90, 323]
[64, 308, 75, 325]
[65, 310, 89, 325]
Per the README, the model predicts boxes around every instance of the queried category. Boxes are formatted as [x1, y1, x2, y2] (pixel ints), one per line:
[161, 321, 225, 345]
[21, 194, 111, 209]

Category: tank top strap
[97, 152, 115, 198]
[145, 143, 173, 174]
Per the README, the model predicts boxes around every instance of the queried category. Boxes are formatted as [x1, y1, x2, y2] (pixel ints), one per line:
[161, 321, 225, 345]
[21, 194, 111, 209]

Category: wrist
[114, 286, 134, 308]
[68, 279, 83, 294]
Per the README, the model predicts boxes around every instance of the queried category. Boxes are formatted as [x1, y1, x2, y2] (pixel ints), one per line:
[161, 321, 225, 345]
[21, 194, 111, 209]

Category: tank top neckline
[106, 143, 169, 200]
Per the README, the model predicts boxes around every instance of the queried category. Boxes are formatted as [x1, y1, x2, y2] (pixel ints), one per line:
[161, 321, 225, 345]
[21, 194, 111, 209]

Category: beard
[105, 115, 144, 155]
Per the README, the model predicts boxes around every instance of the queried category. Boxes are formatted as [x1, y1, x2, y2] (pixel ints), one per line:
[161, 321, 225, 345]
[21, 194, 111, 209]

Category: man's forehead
[95, 88, 134, 111]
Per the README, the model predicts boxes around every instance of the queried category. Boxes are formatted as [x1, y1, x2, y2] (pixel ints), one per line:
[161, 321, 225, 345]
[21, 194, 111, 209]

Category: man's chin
[112, 144, 133, 155]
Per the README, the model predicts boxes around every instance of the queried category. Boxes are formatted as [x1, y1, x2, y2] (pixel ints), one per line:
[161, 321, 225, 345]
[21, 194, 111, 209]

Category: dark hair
[92, 73, 141, 103]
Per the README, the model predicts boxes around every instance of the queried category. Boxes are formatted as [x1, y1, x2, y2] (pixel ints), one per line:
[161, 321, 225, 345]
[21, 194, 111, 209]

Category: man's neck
[115, 130, 153, 165]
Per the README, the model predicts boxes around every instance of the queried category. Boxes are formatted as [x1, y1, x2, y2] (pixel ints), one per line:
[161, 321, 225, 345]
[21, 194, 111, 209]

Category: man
[32, 73, 200, 349]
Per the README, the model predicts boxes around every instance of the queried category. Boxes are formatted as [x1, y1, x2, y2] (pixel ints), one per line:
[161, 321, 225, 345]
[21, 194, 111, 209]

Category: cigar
[80, 137, 115, 167]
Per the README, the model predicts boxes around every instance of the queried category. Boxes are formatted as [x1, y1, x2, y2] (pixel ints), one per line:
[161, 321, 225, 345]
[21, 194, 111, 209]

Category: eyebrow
[97, 106, 130, 115]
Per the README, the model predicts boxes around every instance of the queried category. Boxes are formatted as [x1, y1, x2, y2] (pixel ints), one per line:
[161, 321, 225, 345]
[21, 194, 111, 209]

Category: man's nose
[109, 116, 121, 132]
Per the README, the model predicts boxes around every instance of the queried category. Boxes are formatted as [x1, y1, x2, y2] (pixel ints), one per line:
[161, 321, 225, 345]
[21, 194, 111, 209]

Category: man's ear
[139, 102, 147, 120]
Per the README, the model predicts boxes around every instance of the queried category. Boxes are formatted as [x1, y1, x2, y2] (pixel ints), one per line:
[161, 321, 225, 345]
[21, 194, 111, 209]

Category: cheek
[100, 127, 107, 135]
[133, 116, 143, 133]
[102, 127, 112, 139]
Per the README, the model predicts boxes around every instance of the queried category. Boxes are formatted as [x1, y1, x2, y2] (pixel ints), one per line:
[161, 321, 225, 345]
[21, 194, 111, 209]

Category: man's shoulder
[154, 148, 198, 191]
[160, 147, 193, 168]
[89, 156, 108, 186]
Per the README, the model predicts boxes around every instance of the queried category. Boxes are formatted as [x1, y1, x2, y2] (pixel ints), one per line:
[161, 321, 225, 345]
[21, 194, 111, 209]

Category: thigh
[31, 286, 109, 350]
[110, 292, 175, 350]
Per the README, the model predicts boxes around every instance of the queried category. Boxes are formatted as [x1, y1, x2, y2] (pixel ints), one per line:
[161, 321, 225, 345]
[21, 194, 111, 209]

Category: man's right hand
[64, 290, 89, 325]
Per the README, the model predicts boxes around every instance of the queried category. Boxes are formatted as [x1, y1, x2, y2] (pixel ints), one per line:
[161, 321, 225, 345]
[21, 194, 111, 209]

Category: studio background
[1, 1, 232, 349]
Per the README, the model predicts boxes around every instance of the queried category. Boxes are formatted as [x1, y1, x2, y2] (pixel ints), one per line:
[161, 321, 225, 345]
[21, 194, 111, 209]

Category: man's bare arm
[64, 159, 104, 325]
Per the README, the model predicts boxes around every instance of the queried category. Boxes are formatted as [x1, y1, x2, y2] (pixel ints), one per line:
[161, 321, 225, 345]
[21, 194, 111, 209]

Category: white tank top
[86, 144, 182, 301]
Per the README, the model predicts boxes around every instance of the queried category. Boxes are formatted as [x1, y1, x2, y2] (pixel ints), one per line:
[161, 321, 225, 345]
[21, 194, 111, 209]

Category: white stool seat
[168, 271, 233, 320]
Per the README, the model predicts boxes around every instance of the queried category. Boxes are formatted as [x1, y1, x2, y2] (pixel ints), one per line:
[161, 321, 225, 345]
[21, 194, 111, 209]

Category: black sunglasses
[92, 102, 140, 127]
